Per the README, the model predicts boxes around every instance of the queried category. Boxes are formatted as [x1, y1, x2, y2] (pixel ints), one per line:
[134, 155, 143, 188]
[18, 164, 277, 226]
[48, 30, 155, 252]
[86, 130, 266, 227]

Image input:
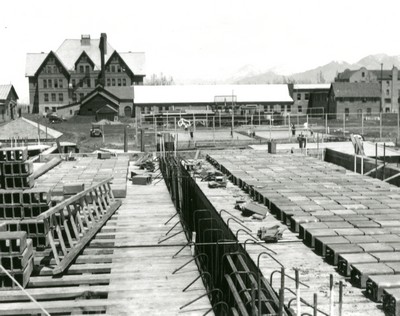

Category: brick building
[335, 66, 399, 113]
[0, 84, 19, 122]
[289, 84, 330, 115]
[327, 82, 381, 119]
[25, 34, 145, 115]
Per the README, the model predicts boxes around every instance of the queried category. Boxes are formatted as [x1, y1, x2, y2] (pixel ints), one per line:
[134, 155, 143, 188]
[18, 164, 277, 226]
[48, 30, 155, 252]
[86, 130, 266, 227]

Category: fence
[137, 111, 400, 142]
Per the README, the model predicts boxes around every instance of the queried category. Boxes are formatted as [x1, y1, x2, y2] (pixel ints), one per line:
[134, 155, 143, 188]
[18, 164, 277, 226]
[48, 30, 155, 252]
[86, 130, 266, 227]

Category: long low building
[132, 84, 294, 116]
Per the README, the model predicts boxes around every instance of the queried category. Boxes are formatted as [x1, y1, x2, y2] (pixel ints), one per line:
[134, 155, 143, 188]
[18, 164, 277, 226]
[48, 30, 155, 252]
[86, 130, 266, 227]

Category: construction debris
[257, 225, 286, 243]
[235, 201, 269, 218]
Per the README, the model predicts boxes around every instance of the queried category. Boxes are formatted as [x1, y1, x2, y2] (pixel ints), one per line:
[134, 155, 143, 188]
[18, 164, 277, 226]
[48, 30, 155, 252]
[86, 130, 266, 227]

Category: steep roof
[55, 38, 115, 71]
[26, 35, 145, 76]
[105, 86, 133, 100]
[331, 82, 381, 98]
[25, 53, 48, 77]
[0, 84, 18, 100]
[119, 52, 146, 75]
[133, 84, 293, 104]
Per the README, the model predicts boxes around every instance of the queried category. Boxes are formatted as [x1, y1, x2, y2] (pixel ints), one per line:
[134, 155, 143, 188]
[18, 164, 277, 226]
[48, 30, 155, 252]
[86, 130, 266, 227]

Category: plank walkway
[198, 150, 388, 316]
[105, 176, 213, 315]
[0, 162, 212, 316]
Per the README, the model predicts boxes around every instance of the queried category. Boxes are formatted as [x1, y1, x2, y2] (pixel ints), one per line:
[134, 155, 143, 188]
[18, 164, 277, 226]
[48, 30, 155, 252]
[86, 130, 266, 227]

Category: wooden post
[124, 125, 128, 153]
[338, 281, 343, 316]
[361, 112, 364, 135]
[213, 116, 215, 144]
[325, 113, 328, 135]
[37, 122, 41, 145]
[295, 269, 301, 316]
[313, 293, 318, 316]
[329, 274, 334, 316]
[383, 143, 386, 180]
[343, 113, 345, 137]
[380, 112, 383, 140]
[375, 143, 378, 178]
[398, 111, 400, 144]
[140, 129, 145, 152]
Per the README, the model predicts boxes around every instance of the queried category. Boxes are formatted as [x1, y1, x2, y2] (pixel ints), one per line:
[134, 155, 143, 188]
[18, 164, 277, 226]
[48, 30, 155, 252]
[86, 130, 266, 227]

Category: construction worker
[291, 123, 296, 136]
[189, 124, 194, 139]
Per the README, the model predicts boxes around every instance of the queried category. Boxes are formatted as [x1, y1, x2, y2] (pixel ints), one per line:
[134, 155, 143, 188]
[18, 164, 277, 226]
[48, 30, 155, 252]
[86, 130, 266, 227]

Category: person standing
[291, 123, 296, 136]
[189, 124, 194, 139]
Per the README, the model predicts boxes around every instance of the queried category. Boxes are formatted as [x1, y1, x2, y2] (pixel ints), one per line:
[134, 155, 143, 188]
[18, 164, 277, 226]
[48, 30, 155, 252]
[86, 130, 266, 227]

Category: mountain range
[225, 54, 400, 84]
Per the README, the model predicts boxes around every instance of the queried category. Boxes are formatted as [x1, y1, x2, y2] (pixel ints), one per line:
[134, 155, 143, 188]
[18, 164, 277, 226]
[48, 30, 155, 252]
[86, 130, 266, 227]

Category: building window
[86, 78, 91, 88]
[305, 93, 309, 100]
[79, 65, 84, 73]
[287, 104, 291, 112]
[72, 79, 76, 87]
[111, 65, 115, 72]
[43, 79, 47, 89]
[59, 93, 63, 102]
[72, 93, 77, 102]
[280, 105, 285, 112]
[45, 107, 49, 112]
[59, 79, 63, 88]
[117, 65, 121, 73]
[44, 94, 49, 102]
[70, 110, 73, 115]
[386, 89, 390, 96]
[386, 107, 390, 113]
[357, 109, 362, 118]
[51, 93, 56, 102]
[52, 107, 56, 112]
[345, 108, 349, 117]
[367, 108, 371, 116]
[122, 78, 127, 86]
[107, 78, 111, 86]
[48, 79, 52, 88]
[54, 79, 58, 88]
[112, 78, 116, 86]
[387, 81, 390, 85]
[298, 105, 302, 113]
[385, 98, 391, 103]
[362, 72, 365, 77]
[79, 93, 84, 100]
[297, 93, 301, 100]
[118, 78, 121, 86]
[85, 65, 90, 73]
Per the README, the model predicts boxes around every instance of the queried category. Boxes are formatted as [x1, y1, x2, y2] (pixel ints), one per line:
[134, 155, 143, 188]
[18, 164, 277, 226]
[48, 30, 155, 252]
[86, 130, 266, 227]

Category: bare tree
[145, 73, 174, 85]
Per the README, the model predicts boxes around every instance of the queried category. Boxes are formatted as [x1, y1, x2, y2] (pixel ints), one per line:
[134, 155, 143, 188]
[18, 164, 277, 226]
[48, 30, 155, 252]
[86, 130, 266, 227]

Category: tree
[145, 73, 174, 85]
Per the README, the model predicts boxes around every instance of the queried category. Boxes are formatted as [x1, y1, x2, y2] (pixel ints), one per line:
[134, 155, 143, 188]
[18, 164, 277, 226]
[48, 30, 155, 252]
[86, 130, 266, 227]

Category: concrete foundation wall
[324, 148, 400, 186]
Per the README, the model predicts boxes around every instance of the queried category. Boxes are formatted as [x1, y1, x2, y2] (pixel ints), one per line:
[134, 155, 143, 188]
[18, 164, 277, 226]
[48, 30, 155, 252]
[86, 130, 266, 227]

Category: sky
[1, 0, 400, 103]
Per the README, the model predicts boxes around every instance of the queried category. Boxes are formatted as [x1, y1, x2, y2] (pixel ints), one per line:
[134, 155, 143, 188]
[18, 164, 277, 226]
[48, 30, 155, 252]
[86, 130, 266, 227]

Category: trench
[159, 155, 291, 316]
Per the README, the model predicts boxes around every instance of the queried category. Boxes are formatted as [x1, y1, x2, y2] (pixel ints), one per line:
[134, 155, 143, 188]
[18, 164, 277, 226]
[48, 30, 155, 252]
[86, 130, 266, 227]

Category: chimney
[98, 33, 107, 86]
[101, 33, 107, 55]
[81, 34, 91, 46]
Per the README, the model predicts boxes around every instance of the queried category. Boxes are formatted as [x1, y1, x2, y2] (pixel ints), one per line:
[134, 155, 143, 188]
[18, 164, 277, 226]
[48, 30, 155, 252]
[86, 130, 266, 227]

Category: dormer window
[362, 72, 365, 77]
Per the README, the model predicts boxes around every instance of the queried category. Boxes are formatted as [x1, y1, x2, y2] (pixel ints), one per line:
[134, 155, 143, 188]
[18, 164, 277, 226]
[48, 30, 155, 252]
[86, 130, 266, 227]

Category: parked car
[48, 113, 64, 124]
[90, 125, 103, 137]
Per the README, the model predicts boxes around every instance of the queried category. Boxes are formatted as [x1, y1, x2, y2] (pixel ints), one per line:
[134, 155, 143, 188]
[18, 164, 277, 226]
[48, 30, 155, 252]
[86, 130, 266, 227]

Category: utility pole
[380, 63, 383, 113]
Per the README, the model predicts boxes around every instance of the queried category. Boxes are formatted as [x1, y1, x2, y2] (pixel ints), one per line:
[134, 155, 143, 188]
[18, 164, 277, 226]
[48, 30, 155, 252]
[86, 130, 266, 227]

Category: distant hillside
[229, 53, 400, 84]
